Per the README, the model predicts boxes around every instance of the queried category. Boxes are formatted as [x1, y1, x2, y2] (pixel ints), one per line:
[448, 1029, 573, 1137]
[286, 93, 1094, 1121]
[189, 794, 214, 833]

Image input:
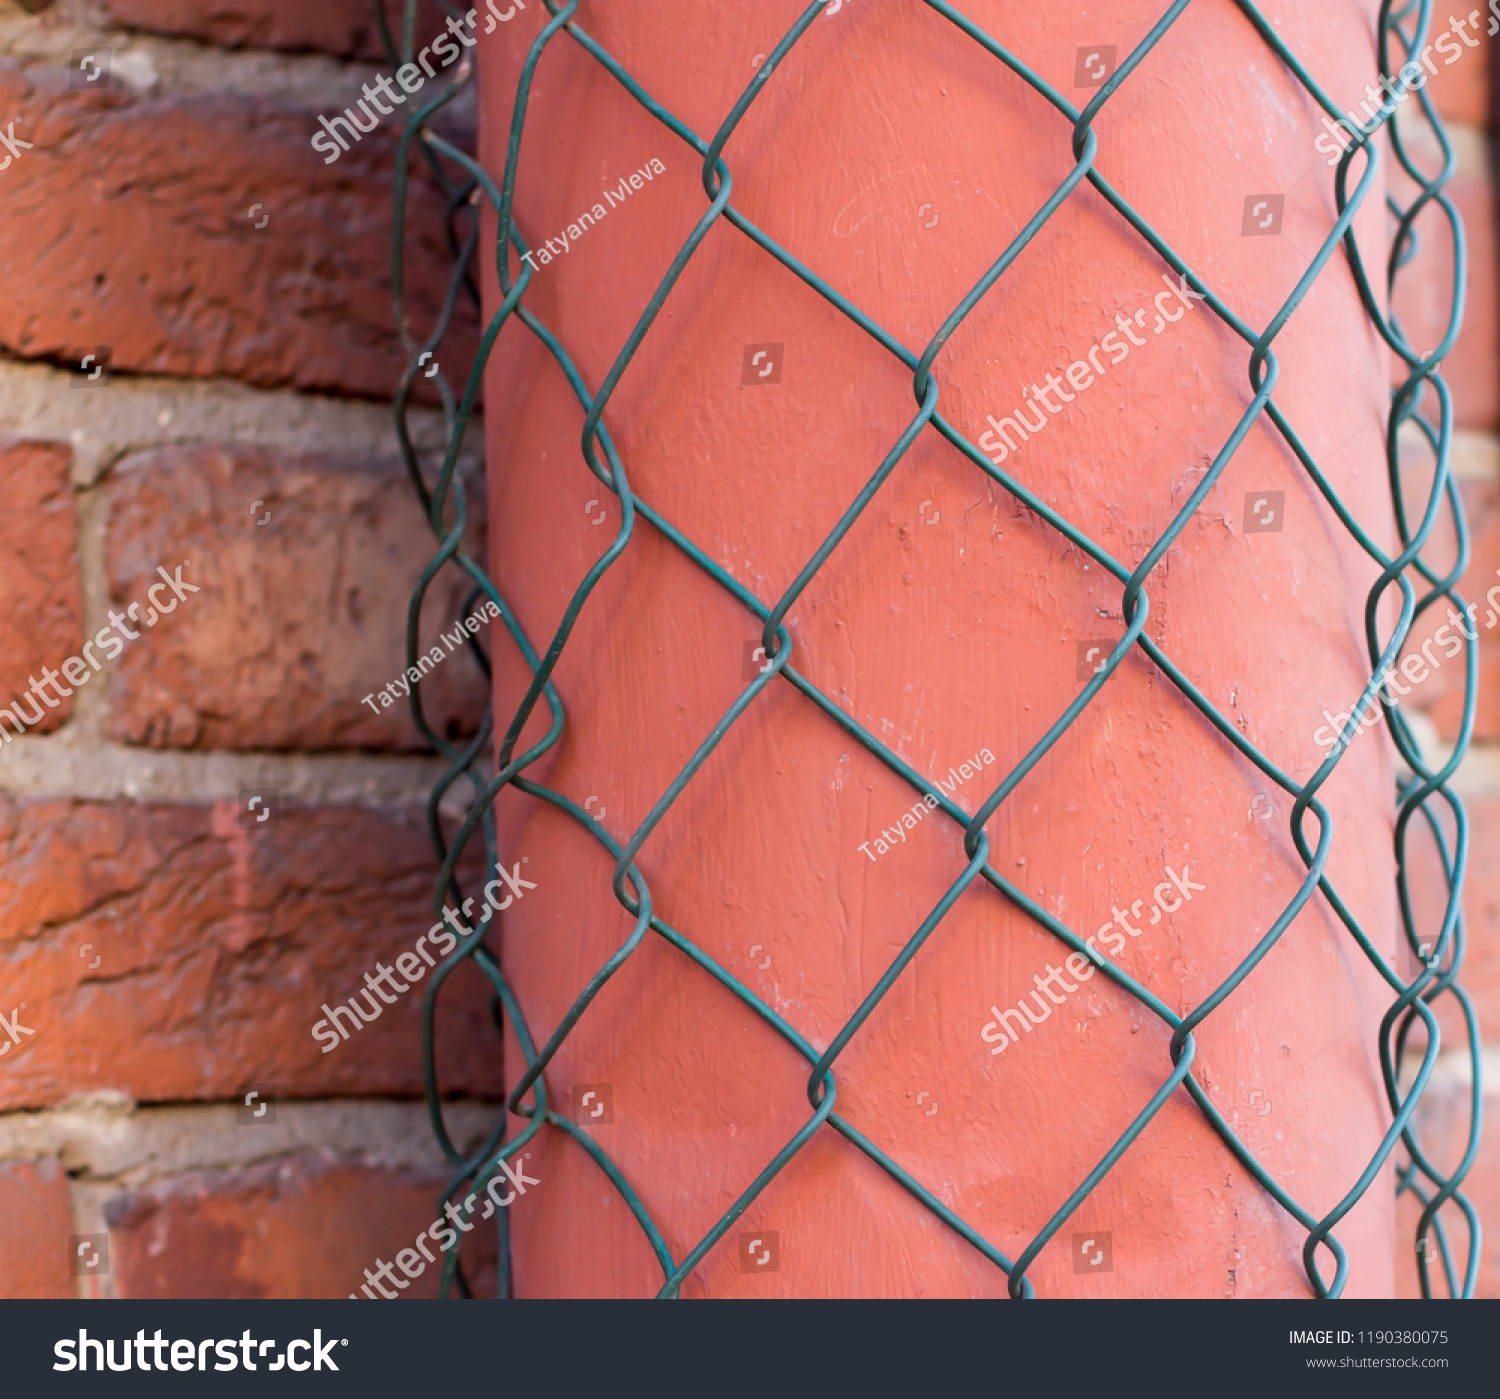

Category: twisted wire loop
[387, 0, 1482, 1298]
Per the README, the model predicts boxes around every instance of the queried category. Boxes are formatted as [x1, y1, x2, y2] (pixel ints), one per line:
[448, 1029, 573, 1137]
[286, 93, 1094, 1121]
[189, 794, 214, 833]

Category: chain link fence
[387, 0, 1481, 1298]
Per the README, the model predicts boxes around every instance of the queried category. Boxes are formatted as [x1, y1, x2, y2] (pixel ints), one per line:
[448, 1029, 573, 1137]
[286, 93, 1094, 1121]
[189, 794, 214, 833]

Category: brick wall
[0, 0, 499, 1299]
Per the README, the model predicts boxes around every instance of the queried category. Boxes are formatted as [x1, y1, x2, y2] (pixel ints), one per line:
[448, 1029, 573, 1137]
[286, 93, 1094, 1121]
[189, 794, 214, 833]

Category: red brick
[1401, 788, 1500, 1047]
[0, 1158, 76, 1299]
[96, 0, 447, 61]
[103, 445, 488, 752]
[105, 1156, 497, 1299]
[0, 797, 505, 1111]
[1389, 123, 1497, 431]
[1395, 1078, 1499, 1298]
[0, 67, 477, 400]
[1421, 31, 1490, 127]
[1394, 470, 1500, 741]
[0, 441, 80, 741]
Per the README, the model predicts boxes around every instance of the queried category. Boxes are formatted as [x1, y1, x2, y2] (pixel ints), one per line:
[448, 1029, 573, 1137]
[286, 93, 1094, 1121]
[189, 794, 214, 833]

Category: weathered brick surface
[105, 1156, 497, 1299]
[1395, 1078, 1499, 1298]
[0, 1158, 76, 1299]
[0, 441, 80, 740]
[0, 797, 504, 1112]
[103, 445, 488, 752]
[96, 0, 448, 61]
[0, 65, 476, 400]
[1390, 122, 1497, 431]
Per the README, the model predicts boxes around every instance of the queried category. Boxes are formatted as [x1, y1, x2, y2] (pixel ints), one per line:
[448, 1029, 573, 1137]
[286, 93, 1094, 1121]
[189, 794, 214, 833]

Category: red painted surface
[481, 0, 1400, 1297]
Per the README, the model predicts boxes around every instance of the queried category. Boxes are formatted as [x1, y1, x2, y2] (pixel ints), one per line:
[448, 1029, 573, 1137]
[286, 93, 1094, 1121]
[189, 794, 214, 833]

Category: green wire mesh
[385, 0, 1483, 1298]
